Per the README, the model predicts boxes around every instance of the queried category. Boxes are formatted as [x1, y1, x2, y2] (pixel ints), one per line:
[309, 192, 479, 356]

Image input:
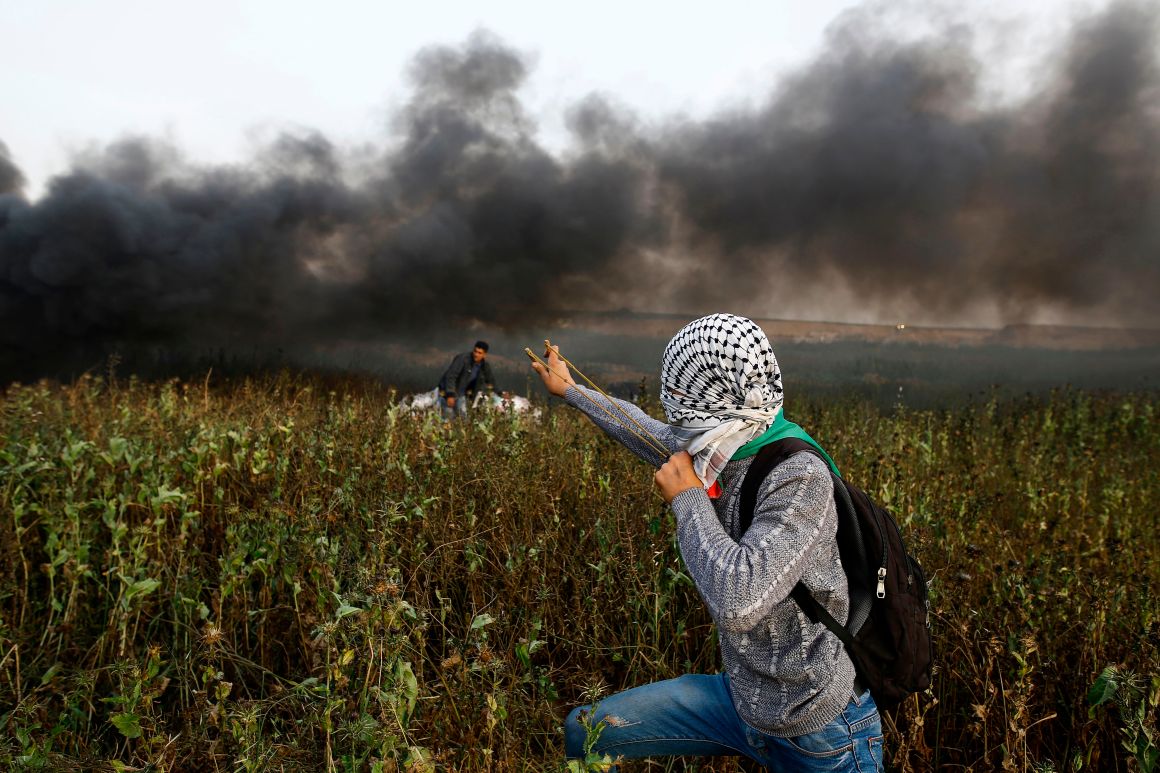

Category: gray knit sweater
[565, 385, 856, 736]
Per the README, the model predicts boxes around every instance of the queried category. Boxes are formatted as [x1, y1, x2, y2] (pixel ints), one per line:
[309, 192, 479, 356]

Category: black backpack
[739, 438, 933, 711]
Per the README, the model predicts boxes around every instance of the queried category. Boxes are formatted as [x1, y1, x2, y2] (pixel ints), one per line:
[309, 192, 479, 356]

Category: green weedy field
[1, 374, 1157, 771]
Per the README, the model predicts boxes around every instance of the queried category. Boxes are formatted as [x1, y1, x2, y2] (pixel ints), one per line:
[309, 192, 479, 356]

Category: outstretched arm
[530, 345, 681, 468]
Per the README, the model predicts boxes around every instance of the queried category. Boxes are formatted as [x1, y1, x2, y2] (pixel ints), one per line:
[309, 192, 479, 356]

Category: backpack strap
[739, 438, 862, 646]
[789, 584, 857, 650]
[738, 438, 819, 535]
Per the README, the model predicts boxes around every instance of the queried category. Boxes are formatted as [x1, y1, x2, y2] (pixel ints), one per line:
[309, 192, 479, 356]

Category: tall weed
[0, 375, 1156, 770]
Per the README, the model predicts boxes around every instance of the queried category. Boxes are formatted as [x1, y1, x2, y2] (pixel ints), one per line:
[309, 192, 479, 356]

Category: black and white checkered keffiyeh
[660, 314, 784, 487]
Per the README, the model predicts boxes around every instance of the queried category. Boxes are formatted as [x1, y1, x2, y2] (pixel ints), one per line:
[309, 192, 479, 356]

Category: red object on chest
[707, 480, 722, 499]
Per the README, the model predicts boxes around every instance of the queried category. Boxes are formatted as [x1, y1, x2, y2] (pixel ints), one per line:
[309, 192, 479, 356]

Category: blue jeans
[439, 394, 466, 421]
[564, 674, 883, 772]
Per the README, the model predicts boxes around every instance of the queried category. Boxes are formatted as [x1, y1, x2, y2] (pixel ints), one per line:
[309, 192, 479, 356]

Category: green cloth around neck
[731, 413, 841, 477]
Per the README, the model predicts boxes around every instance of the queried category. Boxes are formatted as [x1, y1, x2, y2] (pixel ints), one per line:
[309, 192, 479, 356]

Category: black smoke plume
[656, 1, 1160, 324]
[0, 142, 24, 197]
[1, 5, 1158, 382]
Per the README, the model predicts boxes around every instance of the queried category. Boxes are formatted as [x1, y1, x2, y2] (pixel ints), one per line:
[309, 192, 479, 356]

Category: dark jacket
[438, 352, 495, 398]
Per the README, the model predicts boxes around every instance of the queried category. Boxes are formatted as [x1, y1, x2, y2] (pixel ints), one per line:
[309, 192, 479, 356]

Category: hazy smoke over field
[1, 1, 1158, 379]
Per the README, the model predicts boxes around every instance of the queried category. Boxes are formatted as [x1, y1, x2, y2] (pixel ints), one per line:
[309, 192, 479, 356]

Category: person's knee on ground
[563, 704, 592, 759]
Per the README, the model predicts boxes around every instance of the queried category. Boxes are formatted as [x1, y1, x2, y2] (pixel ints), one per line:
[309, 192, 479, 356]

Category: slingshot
[524, 340, 670, 462]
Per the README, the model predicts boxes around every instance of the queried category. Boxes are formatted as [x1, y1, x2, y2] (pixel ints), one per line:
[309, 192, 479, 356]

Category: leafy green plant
[0, 374, 1156, 770]
[1089, 666, 1160, 772]
[566, 703, 615, 773]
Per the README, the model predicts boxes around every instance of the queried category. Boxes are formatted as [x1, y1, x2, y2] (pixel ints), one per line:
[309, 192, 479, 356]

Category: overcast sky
[3, 0, 1069, 199]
